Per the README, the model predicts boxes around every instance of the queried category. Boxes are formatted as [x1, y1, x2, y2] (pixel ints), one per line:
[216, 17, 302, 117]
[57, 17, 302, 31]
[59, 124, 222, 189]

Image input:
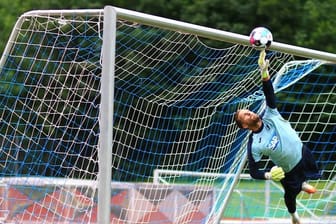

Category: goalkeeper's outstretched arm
[259, 50, 277, 109]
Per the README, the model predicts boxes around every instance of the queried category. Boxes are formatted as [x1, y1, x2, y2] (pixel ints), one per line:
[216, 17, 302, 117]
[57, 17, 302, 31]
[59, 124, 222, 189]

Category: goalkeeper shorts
[280, 145, 321, 195]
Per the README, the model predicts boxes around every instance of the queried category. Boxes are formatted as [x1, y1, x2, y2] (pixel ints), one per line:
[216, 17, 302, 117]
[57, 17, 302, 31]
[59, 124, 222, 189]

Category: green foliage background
[1, 0, 336, 56]
[0, 0, 334, 176]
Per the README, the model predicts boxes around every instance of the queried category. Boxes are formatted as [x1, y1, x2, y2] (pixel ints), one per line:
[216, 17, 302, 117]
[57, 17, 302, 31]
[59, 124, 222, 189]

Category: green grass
[155, 174, 336, 219]
[224, 179, 285, 219]
[223, 179, 336, 219]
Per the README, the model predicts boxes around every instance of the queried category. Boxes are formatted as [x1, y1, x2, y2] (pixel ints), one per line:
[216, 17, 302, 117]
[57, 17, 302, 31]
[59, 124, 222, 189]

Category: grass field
[155, 170, 336, 220]
[223, 179, 336, 220]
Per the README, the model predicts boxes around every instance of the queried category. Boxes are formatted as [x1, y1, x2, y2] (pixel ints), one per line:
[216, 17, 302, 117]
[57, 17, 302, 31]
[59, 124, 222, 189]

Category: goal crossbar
[16, 6, 336, 63]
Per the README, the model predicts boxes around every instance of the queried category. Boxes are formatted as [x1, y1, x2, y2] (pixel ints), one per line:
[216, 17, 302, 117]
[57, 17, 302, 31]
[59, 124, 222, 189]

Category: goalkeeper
[234, 50, 321, 224]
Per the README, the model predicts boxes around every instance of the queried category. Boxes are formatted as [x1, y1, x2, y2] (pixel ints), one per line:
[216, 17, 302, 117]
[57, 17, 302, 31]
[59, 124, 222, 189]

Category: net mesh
[0, 8, 334, 223]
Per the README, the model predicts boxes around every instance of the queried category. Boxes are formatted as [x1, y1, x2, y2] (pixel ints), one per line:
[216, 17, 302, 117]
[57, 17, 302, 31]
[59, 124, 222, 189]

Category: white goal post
[0, 5, 334, 224]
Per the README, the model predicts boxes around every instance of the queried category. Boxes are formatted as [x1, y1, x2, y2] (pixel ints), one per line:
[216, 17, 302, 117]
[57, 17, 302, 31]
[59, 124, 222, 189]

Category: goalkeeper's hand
[258, 49, 270, 80]
[265, 166, 285, 181]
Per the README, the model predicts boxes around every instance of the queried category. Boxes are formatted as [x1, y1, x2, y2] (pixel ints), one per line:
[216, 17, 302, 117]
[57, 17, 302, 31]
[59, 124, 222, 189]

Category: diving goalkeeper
[234, 50, 321, 224]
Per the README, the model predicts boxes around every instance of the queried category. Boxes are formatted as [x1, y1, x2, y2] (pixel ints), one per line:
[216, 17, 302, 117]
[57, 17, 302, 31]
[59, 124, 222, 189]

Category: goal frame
[0, 5, 335, 224]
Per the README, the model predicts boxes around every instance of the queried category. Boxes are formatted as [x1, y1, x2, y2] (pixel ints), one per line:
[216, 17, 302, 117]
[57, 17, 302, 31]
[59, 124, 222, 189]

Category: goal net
[223, 61, 336, 223]
[0, 6, 334, 224]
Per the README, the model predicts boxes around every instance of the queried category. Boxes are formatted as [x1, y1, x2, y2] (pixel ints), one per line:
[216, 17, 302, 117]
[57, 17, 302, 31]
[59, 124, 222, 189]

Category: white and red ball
[249, 27, 273, 49]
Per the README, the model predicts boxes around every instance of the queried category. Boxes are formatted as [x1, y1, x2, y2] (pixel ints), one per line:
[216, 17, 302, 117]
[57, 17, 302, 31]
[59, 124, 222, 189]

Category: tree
[0, 1, 335, 58]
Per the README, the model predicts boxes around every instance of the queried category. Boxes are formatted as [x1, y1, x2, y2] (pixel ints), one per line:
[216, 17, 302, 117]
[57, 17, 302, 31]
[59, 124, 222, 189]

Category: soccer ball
[249, 27, 273, 49]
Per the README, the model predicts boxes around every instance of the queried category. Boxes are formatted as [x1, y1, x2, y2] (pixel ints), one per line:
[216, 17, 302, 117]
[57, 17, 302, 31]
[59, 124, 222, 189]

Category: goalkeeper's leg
[302, 181, 316, 194]
[282, 182, 302, 224]
[285, 193, 301, 224]
[290, 212, 301, 224]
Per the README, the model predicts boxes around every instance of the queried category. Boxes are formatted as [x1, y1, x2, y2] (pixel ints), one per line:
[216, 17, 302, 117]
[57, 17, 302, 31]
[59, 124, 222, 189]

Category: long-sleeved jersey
[248, 80, 303, 179]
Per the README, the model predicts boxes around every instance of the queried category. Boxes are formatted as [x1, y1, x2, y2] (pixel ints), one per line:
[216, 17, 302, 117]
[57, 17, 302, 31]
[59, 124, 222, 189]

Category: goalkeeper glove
[258, 49, 269, 80]
[265, 166, 285, 181]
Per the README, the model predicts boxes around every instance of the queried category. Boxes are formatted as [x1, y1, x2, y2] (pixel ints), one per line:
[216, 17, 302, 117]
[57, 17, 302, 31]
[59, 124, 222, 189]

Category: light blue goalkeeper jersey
[250, 107, 302, 173]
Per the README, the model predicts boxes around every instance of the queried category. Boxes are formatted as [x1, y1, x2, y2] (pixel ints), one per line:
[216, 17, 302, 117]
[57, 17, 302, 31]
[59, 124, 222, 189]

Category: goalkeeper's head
[234, 109, 262, 131]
